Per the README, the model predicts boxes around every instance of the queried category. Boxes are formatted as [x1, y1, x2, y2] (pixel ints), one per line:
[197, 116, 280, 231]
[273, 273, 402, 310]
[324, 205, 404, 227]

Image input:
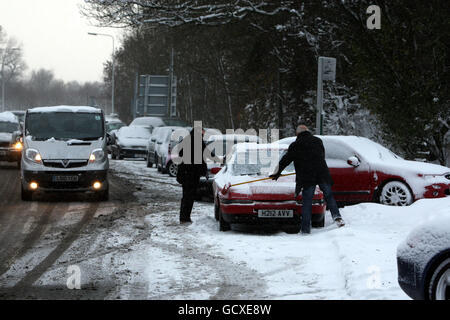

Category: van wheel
[21, 185, 33, 201]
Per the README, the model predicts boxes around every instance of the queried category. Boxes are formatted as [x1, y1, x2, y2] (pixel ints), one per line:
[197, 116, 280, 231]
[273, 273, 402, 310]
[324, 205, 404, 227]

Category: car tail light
[221, 183, 231, 195]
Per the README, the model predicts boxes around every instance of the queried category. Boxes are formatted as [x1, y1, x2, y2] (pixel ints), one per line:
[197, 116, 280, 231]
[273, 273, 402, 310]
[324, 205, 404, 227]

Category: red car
[277, 136, 450, 206]
[212, 144, 326, 233]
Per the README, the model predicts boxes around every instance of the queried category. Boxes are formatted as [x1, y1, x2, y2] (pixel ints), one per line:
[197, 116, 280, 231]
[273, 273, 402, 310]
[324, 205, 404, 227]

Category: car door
[322, 138, 372, 204]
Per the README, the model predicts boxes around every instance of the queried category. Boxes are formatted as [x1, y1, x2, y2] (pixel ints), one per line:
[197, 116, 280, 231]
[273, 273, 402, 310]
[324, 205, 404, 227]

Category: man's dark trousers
[180, 177, 200, 222]
[301, 183, 341, 233]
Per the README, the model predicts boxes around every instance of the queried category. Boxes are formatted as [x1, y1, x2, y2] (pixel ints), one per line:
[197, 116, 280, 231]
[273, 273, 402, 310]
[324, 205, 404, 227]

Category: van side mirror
[347, 156, 360, 167]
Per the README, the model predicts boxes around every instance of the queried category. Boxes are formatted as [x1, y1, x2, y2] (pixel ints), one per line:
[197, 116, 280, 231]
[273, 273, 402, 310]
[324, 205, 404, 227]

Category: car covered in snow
[213, 143, 326, 233]
[397, 216, 450, 300]
[198, 134, 263, 197]
[130, 116, 189, 134]
[21, 106, 109, 201]
[0, 111, 23, 168]
[110, 126, 151, 160]
[276, 136, 450, 206]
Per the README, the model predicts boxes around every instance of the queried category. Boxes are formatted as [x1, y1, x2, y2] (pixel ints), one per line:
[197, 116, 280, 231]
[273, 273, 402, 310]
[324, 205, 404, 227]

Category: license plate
[258, 209, 294, 218]
[52, 175, 79, 182]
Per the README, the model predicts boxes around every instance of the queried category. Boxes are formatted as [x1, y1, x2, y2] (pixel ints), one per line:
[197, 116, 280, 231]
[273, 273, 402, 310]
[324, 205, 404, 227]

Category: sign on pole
[316, 57, 336, 135]
[136, 75, 177, 118]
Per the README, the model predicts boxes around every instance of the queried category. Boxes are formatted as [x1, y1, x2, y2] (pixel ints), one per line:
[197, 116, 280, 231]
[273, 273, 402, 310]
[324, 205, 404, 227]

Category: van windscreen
[26, 112, 104, 141]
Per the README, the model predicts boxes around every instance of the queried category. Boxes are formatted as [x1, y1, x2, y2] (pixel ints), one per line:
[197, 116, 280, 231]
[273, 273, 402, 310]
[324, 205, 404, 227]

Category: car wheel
[283, 225, 301, 234]
[157, 157, 162, 172]
[428, 258, 450, 300]
[146, 153, 153, 168]
[168, 162, 178, 177]
[380, 181, 413, 206]
[312, 214, 325, 228]
[21, 185, 33, 201]
[219, 208, 231, 232]
[214, 202, 220, 221]
[118, 153, 124, 160]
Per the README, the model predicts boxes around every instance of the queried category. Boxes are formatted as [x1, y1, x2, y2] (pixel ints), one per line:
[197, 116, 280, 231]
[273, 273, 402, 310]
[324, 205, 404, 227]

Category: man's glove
[269, 172, 281, 181]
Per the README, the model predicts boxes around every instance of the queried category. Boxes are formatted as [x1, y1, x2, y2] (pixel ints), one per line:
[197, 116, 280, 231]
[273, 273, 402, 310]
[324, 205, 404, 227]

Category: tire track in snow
[13, 202, 99, 289]
[0, 202, 58, 278]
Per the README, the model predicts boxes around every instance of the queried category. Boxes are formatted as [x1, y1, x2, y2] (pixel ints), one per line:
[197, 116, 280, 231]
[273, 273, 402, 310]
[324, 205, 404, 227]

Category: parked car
[397, 216, 450, 300]
[212, 143, 326, 232]
[198, 134, 262, 198]
[146, 127, 164, 168]
[110, 126, 151, 160]
[0, 111, 23, 168]
[21, 106, 109, 201]
[156, 126, 191, 176]
[276, 135, 450, 206]
[105, 118, 125, 134]
[130, 116, 189, 134]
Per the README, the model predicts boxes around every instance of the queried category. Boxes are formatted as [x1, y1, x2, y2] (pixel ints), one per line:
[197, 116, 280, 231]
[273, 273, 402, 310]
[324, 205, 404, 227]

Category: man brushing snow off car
[270, 125, 345, 233]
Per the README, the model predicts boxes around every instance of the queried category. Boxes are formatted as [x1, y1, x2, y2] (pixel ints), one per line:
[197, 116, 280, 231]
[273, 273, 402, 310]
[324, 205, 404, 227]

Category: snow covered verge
[112, 160, 450, 300]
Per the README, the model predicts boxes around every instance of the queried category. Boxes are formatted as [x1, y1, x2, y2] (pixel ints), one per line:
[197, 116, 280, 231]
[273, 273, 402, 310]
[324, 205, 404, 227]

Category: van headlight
[25, 148, 42, 163]
[89, 149, 105, 163]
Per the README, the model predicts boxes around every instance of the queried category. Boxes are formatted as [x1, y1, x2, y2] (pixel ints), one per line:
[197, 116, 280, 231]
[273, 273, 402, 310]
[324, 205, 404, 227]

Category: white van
[20, 106, 109, 201]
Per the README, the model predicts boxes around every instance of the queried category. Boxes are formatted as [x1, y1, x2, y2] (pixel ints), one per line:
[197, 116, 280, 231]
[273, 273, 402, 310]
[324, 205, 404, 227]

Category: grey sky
[0, 0, 123, 83]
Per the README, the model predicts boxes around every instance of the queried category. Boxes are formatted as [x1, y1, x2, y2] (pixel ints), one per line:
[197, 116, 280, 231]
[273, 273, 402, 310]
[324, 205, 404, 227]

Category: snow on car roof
[275, 135, 401, 161]
[28, 105, 102, 114]
[207, 134, 261, 142]
[234, 142, 287, 153]
[130, 117, 165, 127]
[0, 111, 19, 123]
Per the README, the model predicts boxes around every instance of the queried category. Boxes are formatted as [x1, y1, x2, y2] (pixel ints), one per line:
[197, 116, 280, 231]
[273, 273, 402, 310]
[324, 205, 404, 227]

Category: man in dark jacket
[270, 125, 345, 233]
[177, 127, 220, 224]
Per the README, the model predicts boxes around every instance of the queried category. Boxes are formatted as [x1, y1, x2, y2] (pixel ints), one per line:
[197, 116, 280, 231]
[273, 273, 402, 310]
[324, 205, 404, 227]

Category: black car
[397, 216, 450, 300]
[110, 126, 151, 160]
[0, 112, 23, 168]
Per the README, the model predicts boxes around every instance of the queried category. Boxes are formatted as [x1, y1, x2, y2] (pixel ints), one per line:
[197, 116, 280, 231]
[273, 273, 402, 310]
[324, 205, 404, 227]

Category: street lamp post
[88, 32, 115, 115]
[0, 47, 20, 112]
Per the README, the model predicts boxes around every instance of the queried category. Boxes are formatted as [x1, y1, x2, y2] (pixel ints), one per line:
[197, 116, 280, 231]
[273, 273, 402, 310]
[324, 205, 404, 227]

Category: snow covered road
[1, 158, 448, 300]
[113, 160, 450, 300]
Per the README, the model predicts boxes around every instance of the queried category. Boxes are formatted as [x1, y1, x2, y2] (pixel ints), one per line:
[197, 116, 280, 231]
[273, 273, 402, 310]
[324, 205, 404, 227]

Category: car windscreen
[107, 122, 125, 132]
[0, 121, 18, 133]
[25, 112, 104, 141]
[231, 149, 295, 176]
[118, 127, 151, 139]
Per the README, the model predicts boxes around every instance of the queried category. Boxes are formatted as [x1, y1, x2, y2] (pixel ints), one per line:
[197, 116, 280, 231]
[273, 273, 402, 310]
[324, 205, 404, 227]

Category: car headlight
[25, 148, 42, 163]
[89, 148, 105, 163]
[13, 141, 23, 151]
